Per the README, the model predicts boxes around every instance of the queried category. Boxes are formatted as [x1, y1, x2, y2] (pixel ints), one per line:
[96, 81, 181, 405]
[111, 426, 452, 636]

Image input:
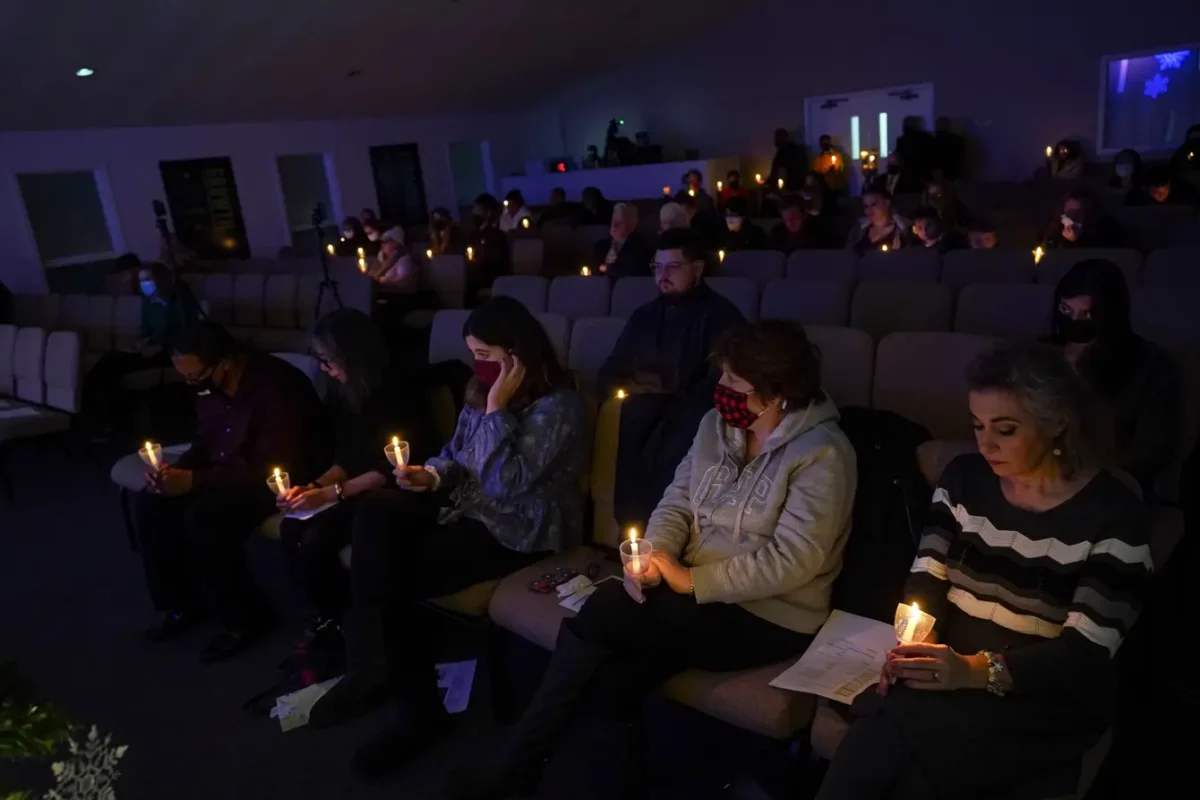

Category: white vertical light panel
[879, 112, 890, 158]
[851, 116, 861, 160]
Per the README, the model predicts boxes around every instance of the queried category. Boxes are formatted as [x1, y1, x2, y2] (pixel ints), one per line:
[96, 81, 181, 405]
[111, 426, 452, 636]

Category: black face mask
[1060, 317, 1097, 344]
[186, 364, 222, 396]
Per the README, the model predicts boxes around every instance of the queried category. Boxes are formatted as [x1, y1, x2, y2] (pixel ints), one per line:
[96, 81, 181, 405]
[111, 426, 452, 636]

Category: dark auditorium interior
[2, 1, 1199, 798]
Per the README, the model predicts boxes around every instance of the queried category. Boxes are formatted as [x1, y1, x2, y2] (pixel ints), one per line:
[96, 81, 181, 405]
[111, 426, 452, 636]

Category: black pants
[278, 498, 358, 622]
[134, 485, 278, 630]
[613, 380, 715, 527]
[82, 351, 169, 430]
[347, 489, 544, 688]
[568, 580, 812, 705]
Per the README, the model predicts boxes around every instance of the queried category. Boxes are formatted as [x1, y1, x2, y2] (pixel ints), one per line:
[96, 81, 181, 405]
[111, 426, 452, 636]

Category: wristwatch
[333, 482, 344, 503]
[978, 650, 1007, 696]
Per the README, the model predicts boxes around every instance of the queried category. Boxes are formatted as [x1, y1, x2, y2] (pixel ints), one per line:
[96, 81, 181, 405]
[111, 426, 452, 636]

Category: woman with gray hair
[817, 342, 1152, 800]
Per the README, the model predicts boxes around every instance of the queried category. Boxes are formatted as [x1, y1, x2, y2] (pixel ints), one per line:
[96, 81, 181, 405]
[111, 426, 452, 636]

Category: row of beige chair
[490, 274, 1200, 346]
[0, 325, 81, 451]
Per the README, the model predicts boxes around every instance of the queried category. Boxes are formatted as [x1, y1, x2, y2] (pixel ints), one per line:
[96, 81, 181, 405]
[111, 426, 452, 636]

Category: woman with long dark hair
[308, 296, 587, 775]
[274, 309, 430, 645]
[1049, 259, 1178, 495]
[1042, 188, 1125, 249]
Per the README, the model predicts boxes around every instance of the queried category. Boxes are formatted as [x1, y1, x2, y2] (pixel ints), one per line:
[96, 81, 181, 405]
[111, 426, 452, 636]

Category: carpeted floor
[0, 439, 813, 800]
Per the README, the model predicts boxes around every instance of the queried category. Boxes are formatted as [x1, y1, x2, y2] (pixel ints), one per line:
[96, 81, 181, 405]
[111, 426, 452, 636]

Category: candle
[503, 199, 509, 207]
[425, 248, 433, 259]
[894, 601, 936, 644]
[860, 150, 868, 160]
[358, 258, 367, 273]
[688, 188, 695, 197]
[580, 266, 591, 276]
[881, 244, 889, 252]
[384, 436, 410, 467]
[717, 249, 725, 263]
[267, 467, 291, 497]
[521, 217, 530, 229]
[357, 247, 364, 257]
[716, 180, 723, 192]
[777, 178, 784, 190]
[326, 244, 335, 255]
[139, 440, 162, 469]
[1045, 145, 1053, 158]
[1033, 246, 1045, 265]
[340, 237, 346, 243]
[466, 246, 474, 261]
[615, 388, 627, 400]
[662, 186, 671, 196]
[628, 528, 643, 575]
[831, 154, 838, 165]
[754, 173, 763, 184]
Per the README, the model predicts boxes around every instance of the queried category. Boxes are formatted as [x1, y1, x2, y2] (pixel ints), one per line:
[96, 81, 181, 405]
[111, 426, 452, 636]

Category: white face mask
[725, 216, 744, 231]
[1115, 164, 1134, 178]
[366, 231, 380, 242]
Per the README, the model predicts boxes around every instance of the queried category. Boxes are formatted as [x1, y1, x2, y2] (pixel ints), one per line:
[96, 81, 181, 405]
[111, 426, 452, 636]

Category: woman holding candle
[846, 185, 911, 254]
[309, 296, 587, 774]
[817, 342, 1152, 800]
[274, 309, 431, 650]
[456, 321, 857, 798]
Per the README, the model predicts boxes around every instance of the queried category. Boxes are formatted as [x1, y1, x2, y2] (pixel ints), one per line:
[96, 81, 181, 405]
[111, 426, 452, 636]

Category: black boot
[448, 623, 611, 799]
[307, 605, 388, 729]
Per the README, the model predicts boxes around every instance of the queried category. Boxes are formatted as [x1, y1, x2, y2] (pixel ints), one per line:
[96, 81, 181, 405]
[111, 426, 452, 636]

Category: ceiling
[0, 0, 738, 131]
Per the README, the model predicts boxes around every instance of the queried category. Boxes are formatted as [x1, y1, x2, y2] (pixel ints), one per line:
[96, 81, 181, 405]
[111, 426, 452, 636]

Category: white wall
[541, 0, 1199, 183]
[0, 110, 563, 292]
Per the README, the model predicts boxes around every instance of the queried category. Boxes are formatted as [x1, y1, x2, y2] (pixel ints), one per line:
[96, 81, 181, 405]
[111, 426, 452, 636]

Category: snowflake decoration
[1144, 73, 1169, 99]
[1154, 50, 1191, 70]
[43, 726, 128, 800]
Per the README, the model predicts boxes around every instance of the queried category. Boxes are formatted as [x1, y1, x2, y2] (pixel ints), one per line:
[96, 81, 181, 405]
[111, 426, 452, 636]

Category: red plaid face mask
[474, 359, 503, 388]
[713, 383, 760, 429]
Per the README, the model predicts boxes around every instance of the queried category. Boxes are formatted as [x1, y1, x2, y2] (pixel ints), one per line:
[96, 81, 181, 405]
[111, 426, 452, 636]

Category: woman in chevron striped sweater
[818, 342, 1153, 800]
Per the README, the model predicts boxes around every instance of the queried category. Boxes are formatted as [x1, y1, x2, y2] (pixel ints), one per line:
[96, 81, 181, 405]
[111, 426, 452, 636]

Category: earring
[780, 399, 789, 411]
[1053, 447, 1062, 457]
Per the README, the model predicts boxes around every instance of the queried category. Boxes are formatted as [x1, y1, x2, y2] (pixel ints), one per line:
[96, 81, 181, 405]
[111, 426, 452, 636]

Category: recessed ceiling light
[75, 68, 94, 77]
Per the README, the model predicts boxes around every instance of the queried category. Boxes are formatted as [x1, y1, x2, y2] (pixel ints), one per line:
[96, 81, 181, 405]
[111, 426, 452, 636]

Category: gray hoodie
[645, 396, 857, 634]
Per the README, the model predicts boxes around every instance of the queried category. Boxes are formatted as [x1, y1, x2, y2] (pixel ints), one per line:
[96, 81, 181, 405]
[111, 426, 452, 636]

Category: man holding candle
[593, 203, 654, 281]
[817, 343, 1152, 799]
[132, 321, 331, 663]
[456, 321, 857, 798]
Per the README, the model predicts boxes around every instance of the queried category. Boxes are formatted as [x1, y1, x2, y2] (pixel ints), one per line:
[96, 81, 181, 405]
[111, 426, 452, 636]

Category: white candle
[777, 178, 784, 190]
[326, 244, 335, 255]
[268, 467, 290, 497]
[425, 248, 433, 259]
[521, 217, 530, 229]
[628, 528, 644, 575]
[384, 436, 409, 467]
[1045, 145, 1053, 158]
[466, 246, 474, 261]
[357, 247, 365, 257]
[718, 249, 725, 263]
[754, 173, 763, 184]
[580, 266, 591, 277]
[895, 601, 935, 645]
[1033, 246, 1045, 265]
[141, 440, 160, 469]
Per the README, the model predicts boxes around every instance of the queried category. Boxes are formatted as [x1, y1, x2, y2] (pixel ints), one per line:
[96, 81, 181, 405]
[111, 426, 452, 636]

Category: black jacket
[769, 215, 840, 253]
[594, 231, 655, 280]
[722, 221, 768, 251]
[597, 281, 745, 398]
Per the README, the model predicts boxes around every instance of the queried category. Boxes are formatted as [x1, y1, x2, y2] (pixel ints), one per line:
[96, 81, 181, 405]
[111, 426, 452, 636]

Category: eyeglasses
[309, 351, 334, 370]
[650, 261, 690, 275]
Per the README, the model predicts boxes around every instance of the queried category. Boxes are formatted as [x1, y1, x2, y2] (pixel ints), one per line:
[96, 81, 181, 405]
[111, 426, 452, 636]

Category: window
[18, 170, 118, 267]
[277, 154, 337, 250]
[1100, 45, 1200, 152]
[159, 157, 250, 260]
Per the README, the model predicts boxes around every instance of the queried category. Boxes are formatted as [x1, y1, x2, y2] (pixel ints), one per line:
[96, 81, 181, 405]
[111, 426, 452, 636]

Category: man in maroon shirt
[134, 321, 331, 663]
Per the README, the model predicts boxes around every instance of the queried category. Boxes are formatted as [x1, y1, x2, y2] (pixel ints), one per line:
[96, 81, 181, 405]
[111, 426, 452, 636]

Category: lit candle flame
[716, 180, 723, 191]
[580, 266, 591, 276]
[1033, 246, 1045, 265]
[777, 178, 784, 189]
[1045, 145, 1053, 158]
[145, 441, 153, 452]
[273, 467, 281, 480]
[860, 150, 868, 159]
[755, 173, 763, 184]
[881, 244, 889, 252]
[358, 258, 367, 272]
[627, 526, 640, 542]
[503, 199, 509, 207]
[357, 247, 364, 257]
[831, 154, 838, 164]
[662, 186, 670, 196]
[392, 436, 399, 449]
[718, 249, 725, 262]
[326, 244, 334, 255]
[688, 188, 695, 197]
[425, 248, 433, 259]
[869, 154, 876, 162]
[521, 217, 530, 229]
[466, 246, 474, 260]
[340, 237, 346, 243]
[615, 388, 627, 399]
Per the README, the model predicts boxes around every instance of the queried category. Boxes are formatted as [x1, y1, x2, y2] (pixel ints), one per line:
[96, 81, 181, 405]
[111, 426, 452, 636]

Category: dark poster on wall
[369, 144, 429, 227]
[159, 157, 250, 259]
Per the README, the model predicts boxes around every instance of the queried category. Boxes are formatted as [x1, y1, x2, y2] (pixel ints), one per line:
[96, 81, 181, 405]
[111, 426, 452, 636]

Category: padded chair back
[941, 249, 1037, 289]
[534, 312, 570, 365]
[264, 275, 299, 330]
[1036, 248, 1141, 286]
[1132, 288, 1200, 346]
[1114, 205, 1197, 250]
[13, 327, 46, 404]
[429, 255, 467, 309]
[1143, 247, 1200, 287]
[720, 250, 786, 285]
[203, 274, 235, 324]
[83, 295, 115, 352]
[873, 332, 996, 438]
[58, 294, 89, 333]
[611, 277, 658, 318]
[858, 248, 941, 282]
[112, 297, 142, 351]
[296, 275, 321, 329]
[806, 325, 873, 408]
[954, 284, 1053, 339]
[44, 330, 81, 413]
[12, 293, 61, 329]
[232, 274, 266, 327]
[0, 324, 15, 395]
[568, 317, 626, 394]
[511, 239, 545, 276]
[576, 225, 612, 262]
[549, 276, 611, 321]
[590, 396, 624, 548]
[334, 268, 376, 317]
[706, 277, 759, 322]
[759, 279, 852, 326]
[850, 282, 953, 339]
[492, 276, 550, 312]
[786, 250, 857, 282]
[428, 310, 472, 366]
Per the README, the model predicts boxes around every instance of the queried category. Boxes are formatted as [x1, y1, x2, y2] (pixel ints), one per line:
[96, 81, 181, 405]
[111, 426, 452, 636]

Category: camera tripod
[312, 203, 343, 322]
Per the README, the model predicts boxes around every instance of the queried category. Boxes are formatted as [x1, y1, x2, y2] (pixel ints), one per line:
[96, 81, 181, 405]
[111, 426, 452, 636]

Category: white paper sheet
[435, 660, 476, 714]
[284, 501, 337, 521]
[270, 677, 342, 732]
[0, 406, 40, 420]
[770, 610, 896, 703]
[557, 575, 620, 613]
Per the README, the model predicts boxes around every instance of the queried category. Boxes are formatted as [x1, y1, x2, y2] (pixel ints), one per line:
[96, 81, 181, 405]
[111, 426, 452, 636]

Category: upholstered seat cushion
[489, 547, 816, 740]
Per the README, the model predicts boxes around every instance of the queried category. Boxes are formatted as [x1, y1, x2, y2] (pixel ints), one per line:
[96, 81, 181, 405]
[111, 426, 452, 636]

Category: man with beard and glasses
[132, 321, 330, 663]
[597, 228, 745, 526]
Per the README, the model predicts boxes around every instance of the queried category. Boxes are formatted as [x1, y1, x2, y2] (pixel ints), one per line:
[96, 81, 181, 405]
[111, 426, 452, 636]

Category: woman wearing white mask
[1107, 148, 1143, 192]
[721, 196, 767, 251]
